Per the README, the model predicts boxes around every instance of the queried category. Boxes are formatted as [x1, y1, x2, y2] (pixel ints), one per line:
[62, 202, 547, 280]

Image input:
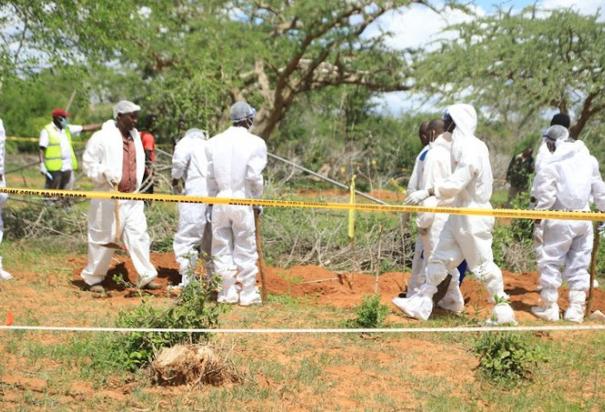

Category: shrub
[108, 277, 223, 371]
[347, 294, 390, 328]
[474, 333, 546, 385]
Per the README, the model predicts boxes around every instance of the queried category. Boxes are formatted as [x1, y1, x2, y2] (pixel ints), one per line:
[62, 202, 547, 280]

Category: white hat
[113, 100, 141, 119]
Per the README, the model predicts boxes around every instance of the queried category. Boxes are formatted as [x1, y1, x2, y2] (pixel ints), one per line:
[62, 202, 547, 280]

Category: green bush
[347, 294, 390, 328]
[107, 278, 223, 371]
[474, 333, 546, 385]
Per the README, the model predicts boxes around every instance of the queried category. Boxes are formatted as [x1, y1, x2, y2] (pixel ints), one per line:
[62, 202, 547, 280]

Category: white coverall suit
[206, 126, 267, 305]
[405, 133, 464, 312]
[0, 120, 12, 280]
[172, 129, 212, 286]
[397, 104, 515, 324]
[80, 120, 157, 287]
[532, 138, 605, 322]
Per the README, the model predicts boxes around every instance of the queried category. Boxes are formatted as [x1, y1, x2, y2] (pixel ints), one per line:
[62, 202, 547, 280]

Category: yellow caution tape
[0, 186, 604, 222]
[6, 136, 86, 144]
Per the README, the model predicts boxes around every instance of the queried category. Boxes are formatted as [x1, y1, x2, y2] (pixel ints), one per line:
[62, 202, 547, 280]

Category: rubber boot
[437, 275, 465, 314]
[0, 257, 12, 281]
[531, 287, 559, 321]
[239, 271, 261, 306]
[564, 290, 586, 323]
[217, 271, 239, 304]
[531, 302, 560, 321]
[392, 284, 437, 320]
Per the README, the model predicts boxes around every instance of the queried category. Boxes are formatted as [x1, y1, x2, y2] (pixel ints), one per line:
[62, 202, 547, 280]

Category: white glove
[404, 189, 430, 205]
[104, 172, 119, 187]
[532, 220, 544, 246]
[598, 222, 605, 238]
[0, 179, 7, 205]
[40, 162, 52, 180]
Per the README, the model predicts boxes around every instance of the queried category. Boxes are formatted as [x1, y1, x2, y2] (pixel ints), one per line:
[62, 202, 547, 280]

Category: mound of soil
[70, 252, 605, 320]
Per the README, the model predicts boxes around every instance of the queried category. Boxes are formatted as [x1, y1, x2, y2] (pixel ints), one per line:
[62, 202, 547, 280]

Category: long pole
[586, 222, 600, 317]
[254, 210, 268, 303]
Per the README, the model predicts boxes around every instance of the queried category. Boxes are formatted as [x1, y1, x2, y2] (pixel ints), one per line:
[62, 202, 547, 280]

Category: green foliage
[417, 8, 605, 150]
[347, 294, 389, 328]
[107, 278, 223, 371]
[474, 333, 547, 385]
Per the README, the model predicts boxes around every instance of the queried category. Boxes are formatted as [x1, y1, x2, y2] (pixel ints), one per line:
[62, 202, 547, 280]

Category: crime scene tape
[1, 324, 605, 334]
[6, 136, 86, 144]
[1, 186, 605, 222]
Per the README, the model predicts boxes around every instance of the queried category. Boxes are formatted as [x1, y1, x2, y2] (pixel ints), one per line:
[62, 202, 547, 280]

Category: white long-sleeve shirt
[82, 120, 145, 191]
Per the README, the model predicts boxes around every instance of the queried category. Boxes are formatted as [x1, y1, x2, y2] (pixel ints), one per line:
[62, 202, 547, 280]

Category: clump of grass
[474, 333, 547, 385]
[346, 294, 389, 328]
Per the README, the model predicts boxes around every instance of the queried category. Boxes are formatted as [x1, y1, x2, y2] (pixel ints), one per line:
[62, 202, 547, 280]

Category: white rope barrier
[1, 324, 604, 334]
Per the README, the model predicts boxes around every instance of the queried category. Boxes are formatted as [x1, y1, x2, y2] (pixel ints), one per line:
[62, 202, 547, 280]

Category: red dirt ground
[69, 252, 605, 321]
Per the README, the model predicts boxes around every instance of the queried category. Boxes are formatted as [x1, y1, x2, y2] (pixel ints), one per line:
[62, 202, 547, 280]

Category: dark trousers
[45, 170, 72, 190]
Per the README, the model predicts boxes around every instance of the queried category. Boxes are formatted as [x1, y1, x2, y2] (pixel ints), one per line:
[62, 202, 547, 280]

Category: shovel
[101, 186, 126, 250]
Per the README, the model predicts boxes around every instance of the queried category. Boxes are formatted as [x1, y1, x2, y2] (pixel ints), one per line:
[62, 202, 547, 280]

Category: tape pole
[1, 186, 605, 222]
[1, 324, 605, 334]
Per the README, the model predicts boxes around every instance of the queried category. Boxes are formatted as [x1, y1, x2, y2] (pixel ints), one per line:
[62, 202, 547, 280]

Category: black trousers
[45, 170, 72, 190]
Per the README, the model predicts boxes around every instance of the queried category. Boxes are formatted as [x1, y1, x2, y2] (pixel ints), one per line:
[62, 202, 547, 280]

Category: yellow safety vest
[43, 123, 78, 171]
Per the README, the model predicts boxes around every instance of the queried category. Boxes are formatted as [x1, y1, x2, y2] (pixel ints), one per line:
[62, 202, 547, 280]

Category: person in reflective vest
[38, 108, 100, 189]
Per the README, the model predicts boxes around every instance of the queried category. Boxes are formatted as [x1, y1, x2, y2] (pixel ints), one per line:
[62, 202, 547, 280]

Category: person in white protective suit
[0, 119, 12, 280]
[80, 101, 159, 292]
[396, 119, 465, 313]
[171, 128, 213, 288]
[397, 103, 516, 324]
[206, 101, 267, 305]
[531, 125, 605, 322]
[405, 121, 429, 295]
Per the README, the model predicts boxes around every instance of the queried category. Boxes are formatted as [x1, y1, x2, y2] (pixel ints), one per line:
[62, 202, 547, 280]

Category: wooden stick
[254, 210, 268, 303]
[375, 224, 383, 294]
[586, 222, 600, 318]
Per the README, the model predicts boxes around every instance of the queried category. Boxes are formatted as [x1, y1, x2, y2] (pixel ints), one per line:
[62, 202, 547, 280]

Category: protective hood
[448, 104, 477, 141]
[184, 128, 208, 140]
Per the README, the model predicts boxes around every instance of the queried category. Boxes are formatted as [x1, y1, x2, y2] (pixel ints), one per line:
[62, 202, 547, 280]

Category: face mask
[59, 117, 68, 128]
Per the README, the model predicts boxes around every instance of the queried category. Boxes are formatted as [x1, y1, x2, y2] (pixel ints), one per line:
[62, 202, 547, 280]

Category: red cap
[51, 108, 69, 118]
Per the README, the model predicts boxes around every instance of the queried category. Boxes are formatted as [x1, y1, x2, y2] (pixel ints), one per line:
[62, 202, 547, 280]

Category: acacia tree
[416, 8, 605, 138]
[109, 0, 436, 139]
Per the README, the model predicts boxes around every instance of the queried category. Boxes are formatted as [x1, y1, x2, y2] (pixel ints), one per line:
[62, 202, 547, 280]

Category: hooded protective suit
[396, 104, 515, 324]
[532, 129, 605, 322]
[403, 132, 464, 312]
[0, 120, 12, 280]
[172, 128, 212, 286]
[80, 119, 157, 287]
[206, 126, 267, 305]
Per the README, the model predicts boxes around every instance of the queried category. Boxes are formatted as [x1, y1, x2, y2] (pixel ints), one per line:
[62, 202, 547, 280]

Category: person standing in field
[38, 108, 100, 190]
[171, 128, 213, 289]
[80, 100, 159, 293]
[531, 125, 605, 322]
[205, 101, 267, 305]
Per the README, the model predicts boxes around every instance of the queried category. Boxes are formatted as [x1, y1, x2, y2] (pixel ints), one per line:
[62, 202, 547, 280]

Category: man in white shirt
[38, 108, 100, 190]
